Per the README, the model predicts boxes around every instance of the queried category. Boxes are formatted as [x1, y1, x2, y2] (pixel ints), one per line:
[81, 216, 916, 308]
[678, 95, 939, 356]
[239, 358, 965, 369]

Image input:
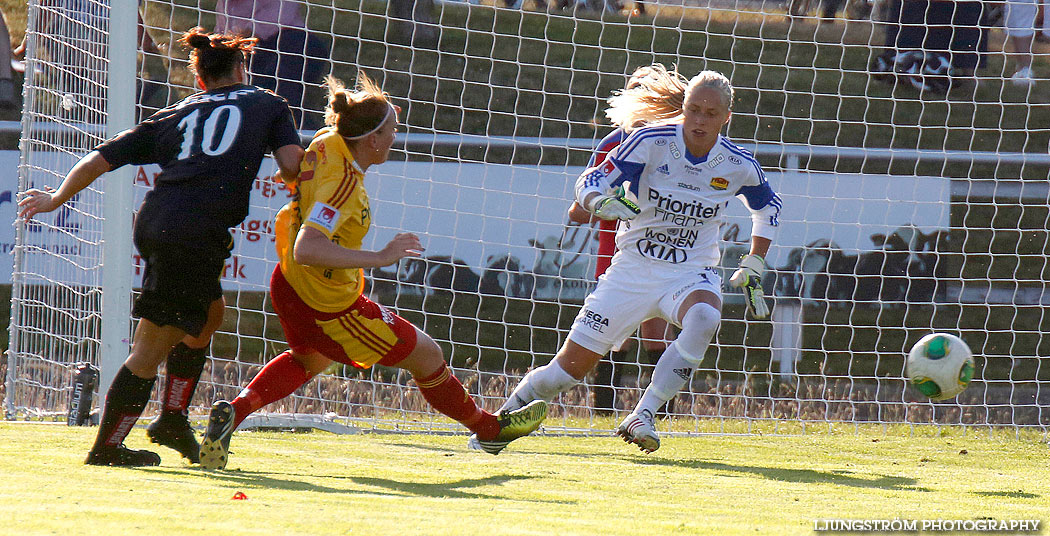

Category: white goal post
[6, 0, 1050, 436]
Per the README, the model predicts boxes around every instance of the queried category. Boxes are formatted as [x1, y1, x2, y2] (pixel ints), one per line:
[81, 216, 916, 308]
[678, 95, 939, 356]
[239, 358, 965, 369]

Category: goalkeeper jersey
[575, 123, 783, 270]
[275, 127, 371, 312]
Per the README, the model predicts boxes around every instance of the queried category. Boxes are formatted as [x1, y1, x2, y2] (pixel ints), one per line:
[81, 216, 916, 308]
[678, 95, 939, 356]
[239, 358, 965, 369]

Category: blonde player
[199, 72, 547, 469]
[487, 70, 782, 453]
[565, 64, 686, 414]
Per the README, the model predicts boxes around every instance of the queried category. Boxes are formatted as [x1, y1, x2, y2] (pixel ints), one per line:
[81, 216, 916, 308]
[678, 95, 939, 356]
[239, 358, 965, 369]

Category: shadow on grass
[620, 456, 931, 492]
[384, 440, 614, 460]
[384, 441, 463, 454]
[972, 490, 1040, 499]
[149, 467, 571, 503]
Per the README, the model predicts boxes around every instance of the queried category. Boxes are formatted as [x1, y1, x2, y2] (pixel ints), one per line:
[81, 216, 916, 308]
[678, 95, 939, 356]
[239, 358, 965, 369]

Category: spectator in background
[1002, 0, 1038, 84]
[870, 1, 984, 94]
[820, 0, 845, 21]
[16, 1, 168, 112]
[215, 0, 330, 129]
[0, 9, 18, 109]
[387, 0, 438, 47]
[1040, 0, 1050, 43]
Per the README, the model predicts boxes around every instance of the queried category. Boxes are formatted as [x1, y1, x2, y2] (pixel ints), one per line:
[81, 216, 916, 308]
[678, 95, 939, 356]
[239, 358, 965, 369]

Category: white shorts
[568, 260, 722, 355]
[1004, 0, 1037, 37]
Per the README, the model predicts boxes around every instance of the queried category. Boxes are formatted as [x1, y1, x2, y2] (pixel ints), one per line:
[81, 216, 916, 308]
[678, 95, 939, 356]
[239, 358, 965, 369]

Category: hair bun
[332, 92, 350, 114]
[187, 33, 211, 49]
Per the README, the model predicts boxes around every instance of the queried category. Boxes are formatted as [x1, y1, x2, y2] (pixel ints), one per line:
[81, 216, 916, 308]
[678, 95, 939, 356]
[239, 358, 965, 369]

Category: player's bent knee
[677, 303, 720, 362]
[293, 351, 333, 377]
[398, 331, 445, 378]
[556, 339, 607, 379]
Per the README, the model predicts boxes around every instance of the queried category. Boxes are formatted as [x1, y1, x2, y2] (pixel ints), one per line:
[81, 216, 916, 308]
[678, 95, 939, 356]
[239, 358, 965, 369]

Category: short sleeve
[94, 123, 159, 169]
[268, 100, 302, 152]
[606, 137, 647, 190]
[298, 145, 361, 239]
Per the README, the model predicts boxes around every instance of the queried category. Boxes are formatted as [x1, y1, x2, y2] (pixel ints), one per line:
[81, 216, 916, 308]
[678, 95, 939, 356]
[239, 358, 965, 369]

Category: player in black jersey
[19, 28, 305, 467]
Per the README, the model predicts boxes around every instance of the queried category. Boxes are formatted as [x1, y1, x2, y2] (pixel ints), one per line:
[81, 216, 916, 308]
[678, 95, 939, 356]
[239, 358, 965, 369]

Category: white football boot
[616, 409, 660, 453]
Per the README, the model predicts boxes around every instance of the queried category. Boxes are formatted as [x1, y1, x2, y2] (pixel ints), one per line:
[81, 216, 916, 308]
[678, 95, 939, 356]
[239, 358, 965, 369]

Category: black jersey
[96, 83, 300, 252]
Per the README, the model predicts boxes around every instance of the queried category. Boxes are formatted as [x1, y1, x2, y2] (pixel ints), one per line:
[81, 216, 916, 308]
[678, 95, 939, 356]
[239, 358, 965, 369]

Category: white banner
[3, 152, 950, 303]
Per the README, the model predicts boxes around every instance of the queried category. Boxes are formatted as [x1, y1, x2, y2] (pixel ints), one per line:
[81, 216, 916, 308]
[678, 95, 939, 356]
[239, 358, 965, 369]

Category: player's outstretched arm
[273, 144, 305, 183]
[18, 151, 112, 220]
[293, 226, 422, 269]
[729, 236, 772, 319]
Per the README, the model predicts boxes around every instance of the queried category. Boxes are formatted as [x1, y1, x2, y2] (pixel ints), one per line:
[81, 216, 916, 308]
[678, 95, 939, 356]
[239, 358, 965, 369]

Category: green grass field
[2, 422, 1047, 535]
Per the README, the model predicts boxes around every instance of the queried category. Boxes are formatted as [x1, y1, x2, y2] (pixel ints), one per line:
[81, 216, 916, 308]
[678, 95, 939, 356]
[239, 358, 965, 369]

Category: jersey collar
[324, 127, 366, 175]
[676, 124, 721, 165]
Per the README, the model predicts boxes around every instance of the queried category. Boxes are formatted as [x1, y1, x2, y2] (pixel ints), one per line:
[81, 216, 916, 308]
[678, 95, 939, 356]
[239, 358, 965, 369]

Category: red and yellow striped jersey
[275, 127, 372, 312]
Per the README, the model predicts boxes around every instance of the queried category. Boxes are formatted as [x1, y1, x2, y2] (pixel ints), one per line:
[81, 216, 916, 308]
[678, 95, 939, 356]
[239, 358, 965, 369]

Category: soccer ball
[906, 333, 975, 401]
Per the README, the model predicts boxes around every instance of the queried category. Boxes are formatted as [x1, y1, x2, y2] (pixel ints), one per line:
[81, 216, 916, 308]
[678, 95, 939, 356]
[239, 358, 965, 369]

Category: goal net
[6, 0, 1050, 436]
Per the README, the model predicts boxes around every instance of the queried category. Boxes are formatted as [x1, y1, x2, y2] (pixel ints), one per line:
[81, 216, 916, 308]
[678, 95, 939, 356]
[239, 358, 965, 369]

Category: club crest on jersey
[307, 202, 340, 233]
[657, 164, 670, 175]
[668, 142, 681, 159]
[317, 142, 328, 164]
[710, 177, 729, 190]
[707, 153, 725, 168]
[728, 155, 742, 165]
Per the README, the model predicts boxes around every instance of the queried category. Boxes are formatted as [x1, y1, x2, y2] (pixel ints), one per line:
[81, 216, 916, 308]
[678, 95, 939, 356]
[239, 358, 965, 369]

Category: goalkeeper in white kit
[474, 70, 782, 454]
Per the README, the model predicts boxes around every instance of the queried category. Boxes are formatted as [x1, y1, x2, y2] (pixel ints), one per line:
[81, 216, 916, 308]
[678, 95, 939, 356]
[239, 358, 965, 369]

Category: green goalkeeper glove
[588, 187, 640, 221]
[729, 254, 770, 319]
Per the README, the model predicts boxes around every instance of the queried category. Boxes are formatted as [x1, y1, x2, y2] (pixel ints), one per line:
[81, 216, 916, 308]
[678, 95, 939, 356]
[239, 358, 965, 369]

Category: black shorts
[132, 240, 228, 337]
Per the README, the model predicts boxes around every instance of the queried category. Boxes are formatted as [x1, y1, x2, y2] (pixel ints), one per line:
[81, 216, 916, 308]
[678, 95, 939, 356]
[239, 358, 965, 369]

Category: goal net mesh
[7, 0, 1049, 435]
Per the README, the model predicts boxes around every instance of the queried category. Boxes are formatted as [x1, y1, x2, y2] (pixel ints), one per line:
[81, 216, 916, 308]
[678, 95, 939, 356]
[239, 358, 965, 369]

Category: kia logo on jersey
[636, 239, 688, 263]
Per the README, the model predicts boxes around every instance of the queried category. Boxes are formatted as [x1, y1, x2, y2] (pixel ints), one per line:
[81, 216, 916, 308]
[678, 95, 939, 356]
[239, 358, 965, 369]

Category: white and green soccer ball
[906, 333, 975, 401]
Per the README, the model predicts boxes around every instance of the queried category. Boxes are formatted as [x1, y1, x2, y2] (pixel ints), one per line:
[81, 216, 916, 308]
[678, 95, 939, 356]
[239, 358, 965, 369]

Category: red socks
[231, 351, 312, 428]
[415, 363, 499, 440]
[231, 355, 499, 439]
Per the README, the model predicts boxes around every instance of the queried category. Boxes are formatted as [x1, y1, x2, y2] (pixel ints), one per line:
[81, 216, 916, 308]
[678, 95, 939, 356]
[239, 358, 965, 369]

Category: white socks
[500, 360, 578, 413]
[636, 342, 693, 416]
[635, 303, 719, 416]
